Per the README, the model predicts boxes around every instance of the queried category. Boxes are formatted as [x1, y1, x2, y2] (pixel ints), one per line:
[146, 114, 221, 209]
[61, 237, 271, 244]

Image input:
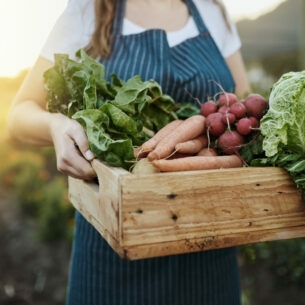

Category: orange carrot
[152, 155, 243, 172]
[196, 147, 218, 156]
[135, 120, 183, 158]
[175, 135, 208, 155]
[147, 115, 206, 161]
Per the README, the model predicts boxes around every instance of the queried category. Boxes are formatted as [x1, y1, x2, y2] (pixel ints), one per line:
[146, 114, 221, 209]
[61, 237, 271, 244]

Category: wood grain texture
[68, 160, 305, 260]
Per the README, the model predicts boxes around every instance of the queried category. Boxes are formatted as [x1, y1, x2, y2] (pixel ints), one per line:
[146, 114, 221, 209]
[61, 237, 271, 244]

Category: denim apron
[66, 1, 241, 304]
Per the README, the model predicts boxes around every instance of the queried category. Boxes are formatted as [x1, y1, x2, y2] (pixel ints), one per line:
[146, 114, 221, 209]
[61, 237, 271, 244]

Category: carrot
[196, 147, 218, 156]
[135, 120, 183, 158]
[175, 135, 208, 155]
[147, 115, 206, 161]
[152, 155, 243, 172]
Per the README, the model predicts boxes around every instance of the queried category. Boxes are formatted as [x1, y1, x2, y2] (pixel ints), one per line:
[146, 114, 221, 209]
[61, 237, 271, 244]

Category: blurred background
[0, 0, 305, 304]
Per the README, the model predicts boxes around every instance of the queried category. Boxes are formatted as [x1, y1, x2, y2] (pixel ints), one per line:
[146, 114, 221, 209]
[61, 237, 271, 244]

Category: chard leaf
[72, 109, 134, 169]
[99, 103, 139, 135]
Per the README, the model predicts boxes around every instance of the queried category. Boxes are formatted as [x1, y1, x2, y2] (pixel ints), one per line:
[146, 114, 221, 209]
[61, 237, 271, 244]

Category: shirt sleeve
[194, 0, 241, 58]
[39, 0, 94, 62]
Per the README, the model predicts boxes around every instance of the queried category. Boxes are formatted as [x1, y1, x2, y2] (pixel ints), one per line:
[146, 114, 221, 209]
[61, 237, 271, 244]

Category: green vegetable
[253, 71, 305, 195]
[260, 71, 305, 157]
[44, 49, 178, 169]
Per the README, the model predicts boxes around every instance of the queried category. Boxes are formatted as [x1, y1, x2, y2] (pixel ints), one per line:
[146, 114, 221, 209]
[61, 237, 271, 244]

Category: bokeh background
[1, 1, 305, 304]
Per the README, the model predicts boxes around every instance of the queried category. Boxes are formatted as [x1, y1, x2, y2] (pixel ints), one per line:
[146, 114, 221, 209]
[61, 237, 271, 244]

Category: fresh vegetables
[146, 115, 206, 161]
[151, 155, 243, 172]
[135, 119, 183, 158]
[260, 71, 305, 157]
[131, 158, 160, 175]
[44, 49, 305, 194]
[174, 135, 208, 155]
[201, 92, 267, 156]
[252, 71, 305, 194]
[44, 49, 178, 170]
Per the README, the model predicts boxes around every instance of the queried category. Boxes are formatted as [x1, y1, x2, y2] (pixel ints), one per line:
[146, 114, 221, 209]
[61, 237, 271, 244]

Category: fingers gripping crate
[68, 159, 305, 260]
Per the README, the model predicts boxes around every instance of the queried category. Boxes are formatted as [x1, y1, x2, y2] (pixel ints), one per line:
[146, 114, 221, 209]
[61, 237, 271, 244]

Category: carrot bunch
[135, 114, 243, 172]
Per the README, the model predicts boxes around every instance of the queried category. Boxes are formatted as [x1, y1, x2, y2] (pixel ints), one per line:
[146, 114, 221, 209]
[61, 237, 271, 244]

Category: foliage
[240, 239, 305, 287]
[0, 143, 74, 242]
[44, 50, 178, 169]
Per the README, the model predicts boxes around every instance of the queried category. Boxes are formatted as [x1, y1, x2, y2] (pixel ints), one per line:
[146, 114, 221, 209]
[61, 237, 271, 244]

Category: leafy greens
[251, 71, 305, 195]
[44, 49, 178, 169]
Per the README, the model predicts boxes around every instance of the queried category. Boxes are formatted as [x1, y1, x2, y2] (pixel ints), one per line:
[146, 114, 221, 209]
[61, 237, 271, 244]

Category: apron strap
[112, 0, 126, 36]
[184, 0, 209, 33]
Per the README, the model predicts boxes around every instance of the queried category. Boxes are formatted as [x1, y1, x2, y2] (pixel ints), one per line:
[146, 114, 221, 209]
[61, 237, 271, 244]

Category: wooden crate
[68, 159, 305, 260]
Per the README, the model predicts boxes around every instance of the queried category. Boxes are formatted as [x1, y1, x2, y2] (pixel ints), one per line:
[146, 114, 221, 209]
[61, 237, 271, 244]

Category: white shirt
[40, 0, 241, 61]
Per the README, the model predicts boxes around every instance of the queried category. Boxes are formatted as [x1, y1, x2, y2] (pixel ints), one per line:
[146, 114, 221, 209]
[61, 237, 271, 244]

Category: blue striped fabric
[66, 0, 241, 304]
[67, 213, 241, 305]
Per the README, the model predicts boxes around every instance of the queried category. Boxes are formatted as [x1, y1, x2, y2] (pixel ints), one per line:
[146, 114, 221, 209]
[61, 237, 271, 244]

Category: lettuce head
[255, 71, 305, 194]
[260, 71, 305, 157]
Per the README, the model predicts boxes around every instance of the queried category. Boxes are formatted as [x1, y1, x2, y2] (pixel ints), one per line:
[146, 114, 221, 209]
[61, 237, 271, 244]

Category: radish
[218, 92, 238, 107]
[218, 105, 230, 114]
[205, 112, 226, 137]
[200, 100, 218, 117]
[132, 158, 160, 174]
[229, 102, 247, 119]
[217, 130, 244, 154]
[248, 116, 259, 128]
[222, 112, 236, 125]
[243, 93, 268, 118]
[236, 117, 253, 135]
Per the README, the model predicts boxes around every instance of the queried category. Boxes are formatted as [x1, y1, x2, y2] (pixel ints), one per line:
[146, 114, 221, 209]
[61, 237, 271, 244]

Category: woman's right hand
[50, 113, 97, 180]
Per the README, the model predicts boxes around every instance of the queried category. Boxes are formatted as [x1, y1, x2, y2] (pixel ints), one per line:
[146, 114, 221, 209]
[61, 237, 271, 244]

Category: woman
[8, 0, 251, 304]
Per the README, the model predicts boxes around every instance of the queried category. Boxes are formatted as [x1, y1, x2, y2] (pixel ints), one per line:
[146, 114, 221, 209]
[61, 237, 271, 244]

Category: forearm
[7, 100, 61, 147]
[226, 50, 251, 98]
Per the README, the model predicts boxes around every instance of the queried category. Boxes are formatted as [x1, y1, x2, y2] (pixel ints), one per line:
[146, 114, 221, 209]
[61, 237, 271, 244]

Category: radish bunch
[200, 92, 268, 155]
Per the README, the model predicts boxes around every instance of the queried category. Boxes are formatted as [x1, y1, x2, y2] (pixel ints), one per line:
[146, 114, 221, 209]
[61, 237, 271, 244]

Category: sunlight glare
[0, 0, 68, 77]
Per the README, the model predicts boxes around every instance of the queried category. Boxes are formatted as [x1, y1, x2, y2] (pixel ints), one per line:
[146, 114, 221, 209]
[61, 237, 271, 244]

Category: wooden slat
[123, 226, 305, 260]
[120, 167, 305, 246]
[68, 161, 305, 260]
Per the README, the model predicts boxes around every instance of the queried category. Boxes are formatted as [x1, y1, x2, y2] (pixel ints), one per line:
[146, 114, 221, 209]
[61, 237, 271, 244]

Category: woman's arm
[7, 56, 96, 180]
[225, 49, 251, 98]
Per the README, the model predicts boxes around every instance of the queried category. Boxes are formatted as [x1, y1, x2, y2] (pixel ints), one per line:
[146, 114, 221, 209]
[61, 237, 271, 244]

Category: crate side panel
[120, 167, 305, 247]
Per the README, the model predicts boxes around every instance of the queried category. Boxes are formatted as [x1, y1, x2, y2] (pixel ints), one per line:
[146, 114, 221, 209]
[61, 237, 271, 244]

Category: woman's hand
[50, 113, 97, 180]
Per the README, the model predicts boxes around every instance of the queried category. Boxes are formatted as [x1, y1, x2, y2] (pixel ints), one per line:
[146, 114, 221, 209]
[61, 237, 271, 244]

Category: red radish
[218, 105, 230, 114]
[217, 130, 244, 155]
[218, 92, 238, 107]
[200, 100, 218, 117]
[248, 116, 259, 128]
[222, 112, 236, 125]
[205, 112, 226, 137]
[229, 102, 247, 119]
[243, 93, 268, 118]
[236, 117, 253, 135]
